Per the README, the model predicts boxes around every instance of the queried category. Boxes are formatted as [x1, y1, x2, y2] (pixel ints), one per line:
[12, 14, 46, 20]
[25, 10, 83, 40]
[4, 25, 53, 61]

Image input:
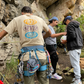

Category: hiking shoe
[51, 73, 62, 80]
[71, 79, 82, 84]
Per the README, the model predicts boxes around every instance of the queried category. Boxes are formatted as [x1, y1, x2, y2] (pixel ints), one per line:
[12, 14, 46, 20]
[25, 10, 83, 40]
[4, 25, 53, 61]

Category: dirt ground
[49, 48, 73, 84]
[1, 48, 84, 84]
[57, 48, 71, 70]
[50, 48, 84, 84]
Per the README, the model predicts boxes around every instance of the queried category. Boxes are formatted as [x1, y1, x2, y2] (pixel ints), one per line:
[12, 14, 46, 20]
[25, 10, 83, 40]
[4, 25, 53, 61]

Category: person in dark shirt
[62, 16, 83, 84]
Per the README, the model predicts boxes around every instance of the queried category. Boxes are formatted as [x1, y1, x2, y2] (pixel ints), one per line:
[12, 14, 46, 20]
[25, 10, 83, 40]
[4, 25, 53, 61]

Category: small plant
[76, 14, 84, 31]
[80, 49, 84, 58]
[5, 52, 18, 79]
[55, 22, 66, 33]
[49, 13, 52, 16]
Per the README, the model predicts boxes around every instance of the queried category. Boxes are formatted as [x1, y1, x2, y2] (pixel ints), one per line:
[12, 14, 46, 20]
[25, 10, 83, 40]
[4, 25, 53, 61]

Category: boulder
[4, 0, 19, 6]
[31, 2, 49, 23]
[47, 0, 67, 22]
[80, 58, 84, 69]
[66, 0, 76, 8]
[0, 0, 5, 21]
[0, 22, 5, 31]
[47, 0, 83, 22]
[3, 4, 18, 25]
[40, 0, 58, 8]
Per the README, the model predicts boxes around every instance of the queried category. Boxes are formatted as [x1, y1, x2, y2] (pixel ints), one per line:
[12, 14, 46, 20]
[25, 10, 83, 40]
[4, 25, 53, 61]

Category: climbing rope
[0, 72, 9, 84]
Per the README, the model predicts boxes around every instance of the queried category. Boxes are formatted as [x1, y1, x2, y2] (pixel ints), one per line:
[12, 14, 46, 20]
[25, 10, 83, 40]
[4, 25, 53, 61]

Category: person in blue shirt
[45, 17, 66, 80]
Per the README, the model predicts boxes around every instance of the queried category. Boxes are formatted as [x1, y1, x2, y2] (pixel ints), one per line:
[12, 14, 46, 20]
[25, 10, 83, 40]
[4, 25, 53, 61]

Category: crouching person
[0, 6, 51, 84]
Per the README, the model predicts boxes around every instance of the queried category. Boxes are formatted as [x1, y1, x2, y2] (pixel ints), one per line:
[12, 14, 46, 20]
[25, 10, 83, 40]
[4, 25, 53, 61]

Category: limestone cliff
[0, 0, 84, 71]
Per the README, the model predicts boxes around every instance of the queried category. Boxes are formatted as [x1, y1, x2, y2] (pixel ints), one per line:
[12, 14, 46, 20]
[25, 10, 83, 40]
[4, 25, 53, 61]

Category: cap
[64, 16, 73, 22]
[63, 16, 73, 25]
[49, 17, 58, 22]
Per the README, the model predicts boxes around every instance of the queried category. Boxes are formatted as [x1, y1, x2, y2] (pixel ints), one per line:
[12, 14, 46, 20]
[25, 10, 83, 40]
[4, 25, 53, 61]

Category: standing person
[62, 16, 83, 84]
[0, 6, 51, 84]
[45, 17, 66, 80]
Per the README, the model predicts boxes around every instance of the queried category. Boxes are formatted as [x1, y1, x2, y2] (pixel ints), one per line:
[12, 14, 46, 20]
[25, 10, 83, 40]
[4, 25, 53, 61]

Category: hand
[62, 32, 67, 35]
[61, 40, 67, 44]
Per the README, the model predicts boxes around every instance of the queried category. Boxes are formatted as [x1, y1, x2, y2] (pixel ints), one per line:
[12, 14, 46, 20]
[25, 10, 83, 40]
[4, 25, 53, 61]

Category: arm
[61, 24, 76, 44]
[0, 19, 17, 40]
[43, 29, 51, 39]
[67, 25, 76, 42]
[0, 30, 8, 40]
[61, 40, 67, 44]
[51, 32, 67, 38]
[42, 20, 52, 39]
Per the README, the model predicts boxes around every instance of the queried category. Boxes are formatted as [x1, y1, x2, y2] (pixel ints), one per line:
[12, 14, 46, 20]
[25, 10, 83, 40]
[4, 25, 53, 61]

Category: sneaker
[71, 79, 82, 84]
[51, 73, 62, 80]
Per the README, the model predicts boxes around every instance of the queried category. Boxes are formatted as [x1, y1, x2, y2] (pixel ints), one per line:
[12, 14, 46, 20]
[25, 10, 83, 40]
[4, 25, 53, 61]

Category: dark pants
[46, 44, 58, 74]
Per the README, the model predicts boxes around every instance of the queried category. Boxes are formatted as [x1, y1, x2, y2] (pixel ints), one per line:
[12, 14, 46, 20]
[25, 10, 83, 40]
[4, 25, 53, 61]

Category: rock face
[3, 4, 18, 25]
[0, 0, 84, 71]
[80, 58, 84, 69]
[0, 0, 5, 21]
[31, 2, 49, 23]
[0, 0, 84, 24]
[40, 0, 58, 8]
[47, 0, 84, 22]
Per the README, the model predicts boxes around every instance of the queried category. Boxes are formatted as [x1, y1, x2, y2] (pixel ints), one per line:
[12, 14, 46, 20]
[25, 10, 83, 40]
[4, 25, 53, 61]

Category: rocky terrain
[0, 0, 84, 71]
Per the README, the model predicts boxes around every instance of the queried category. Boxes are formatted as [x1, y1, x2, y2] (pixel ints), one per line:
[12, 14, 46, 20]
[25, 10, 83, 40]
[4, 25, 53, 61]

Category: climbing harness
[15, 45, 52, 84]
[21, 45, 47, 77]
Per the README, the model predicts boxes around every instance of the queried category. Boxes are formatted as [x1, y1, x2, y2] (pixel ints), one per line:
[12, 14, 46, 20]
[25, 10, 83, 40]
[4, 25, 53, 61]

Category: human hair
[21, 6, 32, 13]
[62, 17, 73, 25]
[49, 19, 57, 24]
[68, 18, 73, 21]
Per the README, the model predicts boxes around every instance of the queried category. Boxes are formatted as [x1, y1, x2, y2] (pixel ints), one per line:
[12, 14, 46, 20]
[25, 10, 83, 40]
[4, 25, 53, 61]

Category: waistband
[46, 44, 57, 46]
[21, 45, 45, 53]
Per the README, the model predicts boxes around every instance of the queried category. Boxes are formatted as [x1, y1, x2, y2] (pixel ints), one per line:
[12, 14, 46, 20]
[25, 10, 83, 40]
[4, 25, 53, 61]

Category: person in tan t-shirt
[0, 6, 51, 84]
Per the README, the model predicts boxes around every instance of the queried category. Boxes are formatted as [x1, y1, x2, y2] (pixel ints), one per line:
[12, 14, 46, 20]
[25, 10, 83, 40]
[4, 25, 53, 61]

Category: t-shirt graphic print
[23, 19, 38, 39]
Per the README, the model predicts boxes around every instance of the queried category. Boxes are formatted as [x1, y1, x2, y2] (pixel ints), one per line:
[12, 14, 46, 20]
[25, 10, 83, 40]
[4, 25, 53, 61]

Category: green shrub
[6, 53, 18, 79]
[76, 15, 84, 31]
[55, 15, 84, 33]
[55, 22, 66, 33]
